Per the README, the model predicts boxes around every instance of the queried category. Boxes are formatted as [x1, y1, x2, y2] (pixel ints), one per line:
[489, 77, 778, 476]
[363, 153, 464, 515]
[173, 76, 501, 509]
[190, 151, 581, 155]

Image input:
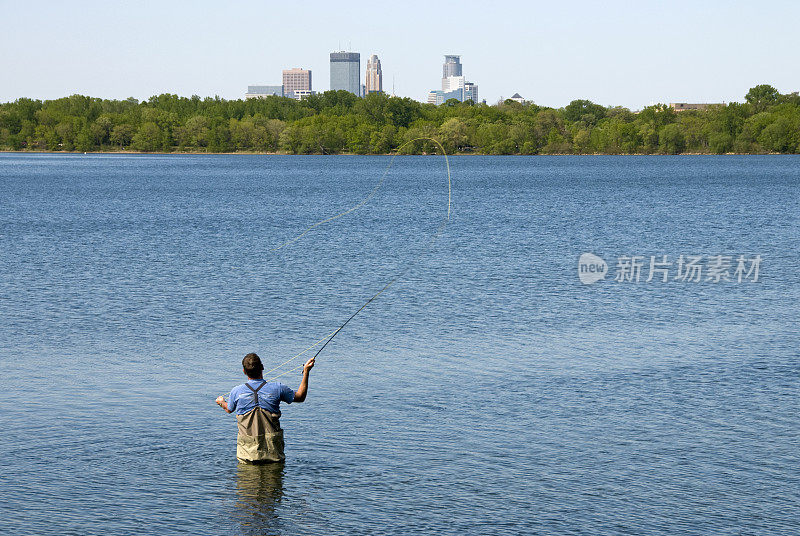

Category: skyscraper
[442, 55, 465, 95]
[428, 55, 479, 105]
[330, 51, 361, 95]
[443, 55, 462, 78]
[365, 54, 382, 94]
[282, 68, 312, 98]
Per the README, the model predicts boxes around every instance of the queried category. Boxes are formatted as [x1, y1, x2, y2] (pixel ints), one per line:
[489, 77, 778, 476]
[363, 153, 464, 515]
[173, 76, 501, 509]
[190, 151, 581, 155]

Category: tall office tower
[282, 68, 312, 98]
[443, 55, 462, 78]
[442, 54, 463, 78]
[442, 55, 465, 95]
[330, 51, 361, 95]
[428, 55, 478, 105]
[365, 54, 383, 94]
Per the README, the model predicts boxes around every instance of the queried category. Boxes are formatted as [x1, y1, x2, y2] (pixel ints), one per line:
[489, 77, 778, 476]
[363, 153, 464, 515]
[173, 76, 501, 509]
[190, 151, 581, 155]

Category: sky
[2, 0, 798, 109]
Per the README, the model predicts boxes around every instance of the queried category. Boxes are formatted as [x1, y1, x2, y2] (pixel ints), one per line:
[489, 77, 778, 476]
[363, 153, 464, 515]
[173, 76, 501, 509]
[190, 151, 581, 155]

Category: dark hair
[242, 353, 264, 378]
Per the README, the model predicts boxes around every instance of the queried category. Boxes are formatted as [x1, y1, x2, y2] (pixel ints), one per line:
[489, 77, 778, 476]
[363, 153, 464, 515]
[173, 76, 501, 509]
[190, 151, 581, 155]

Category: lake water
[0, 154, 798, 535]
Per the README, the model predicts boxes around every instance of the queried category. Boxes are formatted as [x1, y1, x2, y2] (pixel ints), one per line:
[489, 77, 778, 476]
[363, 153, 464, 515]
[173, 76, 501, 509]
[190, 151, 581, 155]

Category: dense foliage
[1, 85, 798, 154]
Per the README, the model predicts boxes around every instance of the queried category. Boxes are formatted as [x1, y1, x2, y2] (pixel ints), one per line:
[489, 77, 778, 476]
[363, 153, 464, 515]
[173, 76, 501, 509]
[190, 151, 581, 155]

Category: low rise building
[427, 89, 464, 105]
[670, 102, 723, 112]
[245, 85, 283, 99]
[286, 89, 316, 100]
[464, 82, 479, 103]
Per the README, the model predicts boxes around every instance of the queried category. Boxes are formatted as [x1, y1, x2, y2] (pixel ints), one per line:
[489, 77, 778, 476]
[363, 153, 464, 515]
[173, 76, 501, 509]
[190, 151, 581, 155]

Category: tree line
[0, 84, 798, 154]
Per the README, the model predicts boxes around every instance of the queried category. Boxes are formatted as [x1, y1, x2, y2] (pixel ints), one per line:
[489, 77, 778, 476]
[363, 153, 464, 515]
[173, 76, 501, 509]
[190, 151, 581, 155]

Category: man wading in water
[215, 353, 315, 463]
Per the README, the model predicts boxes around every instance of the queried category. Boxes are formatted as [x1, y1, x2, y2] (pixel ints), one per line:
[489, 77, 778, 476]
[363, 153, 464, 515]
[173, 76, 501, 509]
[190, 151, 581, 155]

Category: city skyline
[251, 52, 481, 104]
[2, 1, 798, 109]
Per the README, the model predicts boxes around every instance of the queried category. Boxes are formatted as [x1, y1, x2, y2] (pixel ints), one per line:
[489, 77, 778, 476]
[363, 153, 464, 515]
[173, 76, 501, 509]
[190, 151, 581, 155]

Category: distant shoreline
[0, 150, 788, 156]
[2, 87, 798, 156]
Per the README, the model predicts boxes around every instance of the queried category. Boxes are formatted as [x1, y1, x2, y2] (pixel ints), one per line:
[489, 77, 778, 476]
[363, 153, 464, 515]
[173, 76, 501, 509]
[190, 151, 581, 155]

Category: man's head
[242, 353, 264, 379]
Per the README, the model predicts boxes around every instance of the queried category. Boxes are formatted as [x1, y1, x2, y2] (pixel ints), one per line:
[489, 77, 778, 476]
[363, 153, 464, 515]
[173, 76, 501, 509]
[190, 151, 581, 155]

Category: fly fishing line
[267, 137, 451, 381]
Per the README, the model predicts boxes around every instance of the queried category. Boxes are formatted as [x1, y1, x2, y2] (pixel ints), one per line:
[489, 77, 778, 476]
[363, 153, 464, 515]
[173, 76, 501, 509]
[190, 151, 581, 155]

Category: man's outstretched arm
[293, 357, 315, 403]
[216, 396, 233, 413]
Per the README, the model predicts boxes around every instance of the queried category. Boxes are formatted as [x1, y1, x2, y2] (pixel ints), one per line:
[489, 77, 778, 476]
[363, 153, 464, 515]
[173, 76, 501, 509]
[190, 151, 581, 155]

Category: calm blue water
[0, 154, 798, 535]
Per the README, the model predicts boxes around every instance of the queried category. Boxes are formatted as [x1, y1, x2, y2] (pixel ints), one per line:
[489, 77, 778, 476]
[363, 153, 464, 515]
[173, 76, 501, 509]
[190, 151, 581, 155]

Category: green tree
[182, 115, 210, 149]
[91, 115, 114, 146]
[370, 124, 395, 153]
[279, 123, 304, 154]
[758, 115, 799, 153]
[75, 128, 94, 152]
[659, 123, 686, 154]
[543, 127, 569, 154]
[475, 121, 509, 153]
[346, 121, 375, 154]
[709, 132, 733, 154]
[131, 122, 162, 152]
[400, 124, 439, 154]
[572, 128, 592, 154]
[532, 109, 564, 151]
[563, 99, 607, 125]
[678, 114, 707, 152]
[637, 104, 676, 130]
[745, 84, 780, 112]
[208, 123, 232, 152]
[110, 124, 135, 148]
[260, 118, 285, 151]
[384, 97, 420, 128]
[303, 90, 359, 115]
[55, 121, 75, 151]
[438, 117, 469, 153]
[737, 112, 774, 152]
[638, 125, 658, 154]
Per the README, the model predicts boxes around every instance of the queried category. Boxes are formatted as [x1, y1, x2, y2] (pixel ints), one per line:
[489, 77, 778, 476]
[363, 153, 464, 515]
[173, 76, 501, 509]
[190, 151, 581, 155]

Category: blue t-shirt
[228, 379, 295, 416]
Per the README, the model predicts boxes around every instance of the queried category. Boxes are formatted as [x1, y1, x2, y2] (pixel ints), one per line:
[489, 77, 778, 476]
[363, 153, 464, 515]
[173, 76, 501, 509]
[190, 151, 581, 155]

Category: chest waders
[236, 382, 285, 463]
